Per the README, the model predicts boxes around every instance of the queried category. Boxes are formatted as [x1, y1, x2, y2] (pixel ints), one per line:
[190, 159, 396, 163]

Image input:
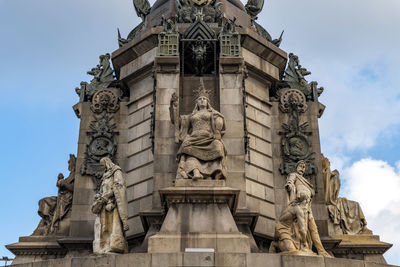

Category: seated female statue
[171, 82, 227, 180]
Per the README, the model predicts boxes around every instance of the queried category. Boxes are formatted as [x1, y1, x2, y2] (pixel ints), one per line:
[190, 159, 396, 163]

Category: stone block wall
[219, 58, 247, 210]
[124, 75, 154, 237]
[152, 56, 180, 209]
[120, 46, 158, 237]
[244, 75, 276, 239]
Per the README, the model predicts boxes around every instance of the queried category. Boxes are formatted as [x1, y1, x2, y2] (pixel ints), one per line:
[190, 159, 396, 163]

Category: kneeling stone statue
[92, 157, 129, 254]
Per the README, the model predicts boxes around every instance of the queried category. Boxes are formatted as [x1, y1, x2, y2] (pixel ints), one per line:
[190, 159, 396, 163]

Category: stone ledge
[9, 253, 399, 267]
[174, 179, 226, 187]
[159, 186, 239, 213]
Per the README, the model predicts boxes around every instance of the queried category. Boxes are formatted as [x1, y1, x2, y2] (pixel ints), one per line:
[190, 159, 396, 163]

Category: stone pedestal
[330, 234, 392, 264]
[148, 180, 251, 253]
[6, 236, 67, 265]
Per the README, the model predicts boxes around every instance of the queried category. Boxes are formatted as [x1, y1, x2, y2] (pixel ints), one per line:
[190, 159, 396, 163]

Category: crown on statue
[194, 78, 212, 101]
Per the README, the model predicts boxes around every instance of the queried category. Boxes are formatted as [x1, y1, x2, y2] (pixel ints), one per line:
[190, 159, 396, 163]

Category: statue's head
[196, 96, 209, 110]
[194, 78, 212, 110]
[58, 173, 64, 180]
[296, 160, 307, 175]
[100, 157, 114, 171]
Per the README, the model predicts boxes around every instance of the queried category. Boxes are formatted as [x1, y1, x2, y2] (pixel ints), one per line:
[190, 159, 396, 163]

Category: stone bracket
[219, 57, 244, 74]
[154, 56, 180, 73]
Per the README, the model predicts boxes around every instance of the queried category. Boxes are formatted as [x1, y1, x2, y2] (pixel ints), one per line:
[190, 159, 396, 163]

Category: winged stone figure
[133, 0, 151, 21]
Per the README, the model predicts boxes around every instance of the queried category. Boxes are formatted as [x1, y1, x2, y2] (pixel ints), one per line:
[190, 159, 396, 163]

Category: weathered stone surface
[151, 253, 183, 267]
[245, 163, 274, 187]
[215, 253, 246, 267]
[223, 138, 245, 155]
[126, 215, 144, 237]
[220, 88, 242, 105]
[126, 163, 153, 186]
[127, 105, 152, 128]
[281, 255, 325, 267]
[9, 252, 400, 266]
[115, 253, 150, 266]
[246, 253, 281, 267]
[127, 119, 151, 142]
[120, 47, 157, 80]
[220, 74, 242, 90]
[174, 179, 226, 187]
[183, 252, 214, 266]
[31, 258, 71, 267]
[126, 149, 153, 172]
[324, 257, 364, 267]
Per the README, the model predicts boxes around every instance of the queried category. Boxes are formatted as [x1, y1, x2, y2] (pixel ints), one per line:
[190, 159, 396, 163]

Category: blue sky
[1, 0, 400, 265]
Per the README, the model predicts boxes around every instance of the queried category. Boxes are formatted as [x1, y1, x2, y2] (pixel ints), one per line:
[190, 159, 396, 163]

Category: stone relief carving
[219, 18, 240, 57]
[182, 13, 217, 75]
[92, 157, 129, 254]
[192, 39, 208, 75]
[75, 54, 116, 102]
[176, 0, 222, 23]
[90, 89, 120, 114]
[133, 0, 151, 21]
[159, 16, 179, 56]
[81, 113, 118, 190]
[81, 89, 120, 190]
[170, 79, 227, 180]
[279, 89, 316, 176]
[245, 0, 263, 21]
[271, 161, 332, 257]
[32, 154, 76, 236]
[322, 155, 372, 235]
[273, 53, 324, 101]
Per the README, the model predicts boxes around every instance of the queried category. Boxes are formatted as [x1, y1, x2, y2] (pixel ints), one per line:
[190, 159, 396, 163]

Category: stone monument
[6, 0, 395, 265]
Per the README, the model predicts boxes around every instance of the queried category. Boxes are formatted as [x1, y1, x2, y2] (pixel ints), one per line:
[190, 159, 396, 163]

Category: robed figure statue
[92, 157, 129, 254]
[170, 80, 227, 180]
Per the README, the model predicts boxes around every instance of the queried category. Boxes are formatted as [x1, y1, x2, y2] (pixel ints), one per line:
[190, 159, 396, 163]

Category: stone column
[219, 57, 246, 210]
[152, 56, 180, 210]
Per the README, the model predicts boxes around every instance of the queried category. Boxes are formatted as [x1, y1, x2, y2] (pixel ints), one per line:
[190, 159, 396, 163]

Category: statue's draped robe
[92, 166, 128, 253]
[177, 108, 227, 179]
[32, 197, 57, 235]
[324, 167, 371, 235]
[51, 174, 74, 232]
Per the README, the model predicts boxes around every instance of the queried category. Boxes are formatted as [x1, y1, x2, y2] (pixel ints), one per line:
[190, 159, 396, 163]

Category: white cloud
[342, 158, 400, 264]
[257, 0, 400, 160]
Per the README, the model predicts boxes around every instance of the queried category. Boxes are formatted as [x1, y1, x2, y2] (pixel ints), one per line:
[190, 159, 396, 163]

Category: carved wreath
[90, 89, 120, 114]
[279, 88, 308, 113]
